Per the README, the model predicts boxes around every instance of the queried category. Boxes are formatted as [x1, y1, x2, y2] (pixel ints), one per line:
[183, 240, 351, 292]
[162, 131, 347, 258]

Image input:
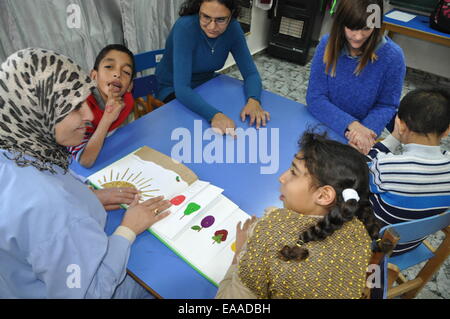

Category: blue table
[383, 9, 450, 47]
[70, 74, 344, 298]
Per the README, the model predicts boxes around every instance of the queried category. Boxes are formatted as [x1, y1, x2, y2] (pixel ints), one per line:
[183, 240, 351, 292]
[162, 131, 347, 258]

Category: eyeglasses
[199, 12, 232, 26]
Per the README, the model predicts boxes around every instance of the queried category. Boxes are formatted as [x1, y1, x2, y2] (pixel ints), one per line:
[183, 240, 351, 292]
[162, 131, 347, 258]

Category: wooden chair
[132, 49, 165, 119]
[380, 211, 450, 299]
[362, 228, 400, 299]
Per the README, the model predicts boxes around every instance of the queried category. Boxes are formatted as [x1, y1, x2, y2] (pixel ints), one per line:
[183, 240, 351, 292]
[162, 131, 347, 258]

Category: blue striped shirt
[367, 135, 450, 255]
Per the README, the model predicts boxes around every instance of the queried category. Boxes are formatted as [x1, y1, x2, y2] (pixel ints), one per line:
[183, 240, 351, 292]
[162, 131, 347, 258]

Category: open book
[87, 146, 251, 286]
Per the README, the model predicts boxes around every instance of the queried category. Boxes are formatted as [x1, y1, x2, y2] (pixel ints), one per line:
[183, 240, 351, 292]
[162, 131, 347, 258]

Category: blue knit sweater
[156, 15, 262, 121]
[306, 34, 406, 137]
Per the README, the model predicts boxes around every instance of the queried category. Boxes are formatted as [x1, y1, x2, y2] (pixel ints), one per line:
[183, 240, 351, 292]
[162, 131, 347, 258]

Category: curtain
[0, 0, 183, 70]
[120, 0, 184, 53]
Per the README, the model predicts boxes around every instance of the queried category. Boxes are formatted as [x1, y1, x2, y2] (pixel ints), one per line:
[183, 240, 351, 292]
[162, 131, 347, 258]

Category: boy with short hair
[367, 88, 450, 255]
[69, 44, 135, 168]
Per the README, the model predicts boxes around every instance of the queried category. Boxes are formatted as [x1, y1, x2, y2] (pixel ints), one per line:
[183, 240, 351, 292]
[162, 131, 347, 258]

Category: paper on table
[88, 154, 189, 202]
[151, 184, 224, 239]
[385, 10, 416, 23]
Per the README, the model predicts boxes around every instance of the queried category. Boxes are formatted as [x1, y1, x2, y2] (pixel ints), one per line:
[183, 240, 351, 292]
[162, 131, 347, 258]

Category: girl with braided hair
[216, 132, 381, 299]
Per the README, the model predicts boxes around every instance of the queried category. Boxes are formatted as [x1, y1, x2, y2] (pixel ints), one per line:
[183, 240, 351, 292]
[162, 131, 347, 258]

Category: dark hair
[279, 132, 381, 262]
[179, 0, 241, 19]
[324, 0, 384, 76]
[93, 44, 136, 78]
[398, 88, 450, 136]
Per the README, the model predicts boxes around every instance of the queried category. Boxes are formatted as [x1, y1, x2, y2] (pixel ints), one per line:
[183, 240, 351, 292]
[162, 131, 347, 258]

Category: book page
[202, 209, 252, 284]
[151, 184, 224, 239]
[87, 149, 192, 201]
[166, 180, 210, 215]
[170, 195, 239, 265]
[150, 180, 211, 238]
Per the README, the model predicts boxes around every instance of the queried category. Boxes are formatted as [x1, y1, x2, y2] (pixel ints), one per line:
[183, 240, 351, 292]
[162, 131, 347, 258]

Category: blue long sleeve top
[156, 15, 262, 121]
[0, 150, 133, 298]
[306, 34, 406, 137]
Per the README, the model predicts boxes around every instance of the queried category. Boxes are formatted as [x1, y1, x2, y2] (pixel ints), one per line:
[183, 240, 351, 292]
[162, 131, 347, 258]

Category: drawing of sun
[98, 168, 160, 199]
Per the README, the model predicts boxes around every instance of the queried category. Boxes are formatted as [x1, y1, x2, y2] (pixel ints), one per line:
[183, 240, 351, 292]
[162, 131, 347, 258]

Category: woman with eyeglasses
[306, 0, 406, 155]
[155, 0, 269, 136]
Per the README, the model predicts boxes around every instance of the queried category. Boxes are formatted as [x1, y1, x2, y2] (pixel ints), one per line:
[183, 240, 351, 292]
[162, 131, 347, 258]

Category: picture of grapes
[179, 202, 201, 220]
[191, 215, 215, 232]
[212, 229, 228, 244]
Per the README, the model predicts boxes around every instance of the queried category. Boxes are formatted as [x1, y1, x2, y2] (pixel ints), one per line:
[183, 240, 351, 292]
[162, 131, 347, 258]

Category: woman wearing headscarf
[0, 48, 171, 298]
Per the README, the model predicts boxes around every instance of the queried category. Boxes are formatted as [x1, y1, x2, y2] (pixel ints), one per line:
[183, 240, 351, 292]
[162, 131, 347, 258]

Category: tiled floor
[222, 50, 450, 299]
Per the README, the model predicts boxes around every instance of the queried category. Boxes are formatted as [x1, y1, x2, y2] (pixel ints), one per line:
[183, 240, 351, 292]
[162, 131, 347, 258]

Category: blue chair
[132, 49, 165, 118]
[380, 211, 450, 299]
[363, 228, 399, 299]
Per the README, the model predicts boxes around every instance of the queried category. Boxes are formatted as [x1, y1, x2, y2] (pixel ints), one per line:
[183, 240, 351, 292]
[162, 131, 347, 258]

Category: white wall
[222, 5, 271, 70]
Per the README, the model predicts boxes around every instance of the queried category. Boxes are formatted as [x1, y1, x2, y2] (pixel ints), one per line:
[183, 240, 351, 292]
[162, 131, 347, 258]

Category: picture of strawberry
[212, 229, 228, 244]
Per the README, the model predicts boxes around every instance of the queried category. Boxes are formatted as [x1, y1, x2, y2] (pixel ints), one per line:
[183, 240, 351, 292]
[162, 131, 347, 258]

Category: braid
[279, 200, 357, 262]
[355, 199, 381, 241]
[278, 131, 381, 262]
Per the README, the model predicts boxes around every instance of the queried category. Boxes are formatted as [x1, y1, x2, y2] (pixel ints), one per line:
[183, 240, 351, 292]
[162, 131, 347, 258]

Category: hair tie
[295, 240, 305, 248]
[342, 188, 360, 202]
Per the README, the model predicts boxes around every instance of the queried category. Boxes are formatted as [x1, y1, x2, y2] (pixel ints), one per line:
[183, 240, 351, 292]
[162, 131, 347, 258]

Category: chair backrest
[379, 211, 450, 244]
[132, 49, 165, 99]
[134, 49, 165, 73]
[363, 228, 400, 299]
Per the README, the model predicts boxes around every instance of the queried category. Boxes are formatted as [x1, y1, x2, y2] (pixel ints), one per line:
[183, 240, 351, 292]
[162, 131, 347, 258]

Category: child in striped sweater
[367, 88, 450, 255]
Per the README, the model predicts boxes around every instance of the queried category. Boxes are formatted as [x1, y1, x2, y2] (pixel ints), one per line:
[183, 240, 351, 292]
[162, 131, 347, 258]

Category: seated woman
[0, 48, 171, 298]
[306, 0, 406, 154]
[216, 132, 381, 299]
[156, 0, 269, 136]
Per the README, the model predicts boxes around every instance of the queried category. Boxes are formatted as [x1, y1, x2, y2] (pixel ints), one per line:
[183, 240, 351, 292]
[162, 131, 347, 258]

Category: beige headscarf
[0, 48, 94, 173]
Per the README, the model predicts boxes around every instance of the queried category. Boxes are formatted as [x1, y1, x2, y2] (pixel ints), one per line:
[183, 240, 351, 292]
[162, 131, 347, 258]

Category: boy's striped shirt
[367, 135, 450, 255]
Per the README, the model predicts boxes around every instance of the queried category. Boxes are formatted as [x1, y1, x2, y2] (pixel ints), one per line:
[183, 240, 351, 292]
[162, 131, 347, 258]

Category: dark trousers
[163, 92, 176, 104]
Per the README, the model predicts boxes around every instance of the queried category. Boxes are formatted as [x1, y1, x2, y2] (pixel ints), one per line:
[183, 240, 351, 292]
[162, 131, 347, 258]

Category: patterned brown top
[237, 209, 372, 299]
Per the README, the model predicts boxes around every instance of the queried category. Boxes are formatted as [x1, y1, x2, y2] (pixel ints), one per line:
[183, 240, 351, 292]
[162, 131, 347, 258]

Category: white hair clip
[342, 188, 360, 202]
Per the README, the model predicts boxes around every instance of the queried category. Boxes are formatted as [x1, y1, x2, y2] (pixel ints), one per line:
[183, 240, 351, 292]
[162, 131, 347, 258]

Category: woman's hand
[211, 112, 236, 137]
[346, 121, 377, 155]
[92, 187, 140, 211]
[232, 216, 258, 264]
[120, 195, 172, 235]
[240, 98, 270, 129]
